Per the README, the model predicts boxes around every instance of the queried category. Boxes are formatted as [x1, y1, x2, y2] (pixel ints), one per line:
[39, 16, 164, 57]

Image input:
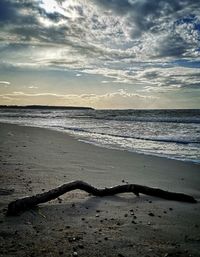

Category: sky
[0, 0, 200, 109]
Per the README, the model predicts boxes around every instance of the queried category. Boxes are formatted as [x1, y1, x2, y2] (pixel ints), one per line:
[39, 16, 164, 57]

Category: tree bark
[7, 180, 197, 216]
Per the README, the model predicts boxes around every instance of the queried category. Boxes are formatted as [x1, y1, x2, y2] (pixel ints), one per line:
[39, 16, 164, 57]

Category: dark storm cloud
[94, 0, 199, 32]
[154, 35, 187, 58]
[94, 0, 200, 56]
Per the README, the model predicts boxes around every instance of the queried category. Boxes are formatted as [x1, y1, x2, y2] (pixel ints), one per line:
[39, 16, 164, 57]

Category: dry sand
[0, 122, 200, 257]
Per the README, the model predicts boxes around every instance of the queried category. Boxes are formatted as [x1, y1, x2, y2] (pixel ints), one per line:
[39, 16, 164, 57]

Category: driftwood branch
[7, 180, 197, 216]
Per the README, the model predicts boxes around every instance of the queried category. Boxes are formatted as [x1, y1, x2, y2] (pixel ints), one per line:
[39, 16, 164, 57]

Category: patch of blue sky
[175, 14, 200, 32]
[171, 59, 200, 68]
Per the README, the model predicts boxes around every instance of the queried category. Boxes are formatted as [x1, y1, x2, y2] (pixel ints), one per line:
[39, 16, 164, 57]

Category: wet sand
[0, 122, 200, 257]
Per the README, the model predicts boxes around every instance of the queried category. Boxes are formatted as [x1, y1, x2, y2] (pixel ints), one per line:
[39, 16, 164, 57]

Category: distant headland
[0, 105, 94, 110]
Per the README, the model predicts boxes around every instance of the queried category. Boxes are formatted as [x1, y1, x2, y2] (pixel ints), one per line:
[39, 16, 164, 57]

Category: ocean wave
[1, 109, 200, 124]
[62, 126, 200, 145]
[100, 116, 200, 124]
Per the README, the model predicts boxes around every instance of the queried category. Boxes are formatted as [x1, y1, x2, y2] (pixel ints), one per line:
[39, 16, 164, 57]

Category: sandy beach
[0, 122, 200, 257]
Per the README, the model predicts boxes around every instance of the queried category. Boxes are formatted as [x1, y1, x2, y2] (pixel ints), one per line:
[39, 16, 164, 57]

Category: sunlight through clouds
[0, 0, 199, 108]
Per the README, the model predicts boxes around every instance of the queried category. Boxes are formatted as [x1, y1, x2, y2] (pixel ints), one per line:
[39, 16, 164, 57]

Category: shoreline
[1, 120, 199, 166]
[0, 122, 200, 256]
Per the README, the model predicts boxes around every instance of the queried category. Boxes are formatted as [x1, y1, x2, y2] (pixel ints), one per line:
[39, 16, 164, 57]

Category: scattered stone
[59, 251, 64, 255]
[169, 208, 173, 211]
[118, 254, 125, 257]
[124, 214, 128, 217]
[73, 251, 78, 256]
[132, 220, 137, 224]
[148, 212, 155, 217]
[58, 198, 62, 203]
[104, 237, 108, 241]
[95, 214, 99, 217]
[81, 218, 85, 221]
[96, 210, 100, 213]
[147, 221, 151, 225]
[71, 203, 75, 208]
[78, 244, 84, 249]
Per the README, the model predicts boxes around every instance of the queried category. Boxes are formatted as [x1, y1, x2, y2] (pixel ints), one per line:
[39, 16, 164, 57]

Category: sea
[0, 108, 200, 164]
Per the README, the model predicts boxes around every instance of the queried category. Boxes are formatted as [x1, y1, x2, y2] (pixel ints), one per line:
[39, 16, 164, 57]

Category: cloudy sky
[0, 0, 200, 109]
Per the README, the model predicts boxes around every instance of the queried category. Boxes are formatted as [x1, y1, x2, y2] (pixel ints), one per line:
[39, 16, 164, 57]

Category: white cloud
[28, 86, 38, 89]
[0, 81, 11, 86]
[0, 89, 157, 108]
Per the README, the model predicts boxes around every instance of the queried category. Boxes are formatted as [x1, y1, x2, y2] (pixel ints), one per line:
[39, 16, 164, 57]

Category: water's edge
[1, 120, 199, 165]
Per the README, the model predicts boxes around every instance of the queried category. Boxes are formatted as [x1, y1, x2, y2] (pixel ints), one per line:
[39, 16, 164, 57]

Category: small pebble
[148, 212, 154, 217]
[73, 251, 78, 256]
[58, 198, 62, 203]
[78, 244, 84, 249]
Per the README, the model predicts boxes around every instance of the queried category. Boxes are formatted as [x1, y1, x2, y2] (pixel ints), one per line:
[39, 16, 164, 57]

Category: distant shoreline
[0, 105, 94, 110]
